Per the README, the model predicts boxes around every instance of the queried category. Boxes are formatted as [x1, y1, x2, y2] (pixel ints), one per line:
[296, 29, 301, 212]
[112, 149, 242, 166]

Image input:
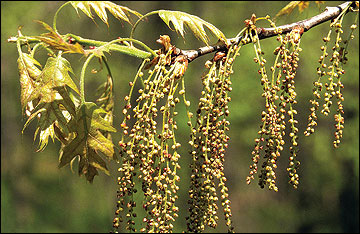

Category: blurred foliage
[1, 1, 358, 232]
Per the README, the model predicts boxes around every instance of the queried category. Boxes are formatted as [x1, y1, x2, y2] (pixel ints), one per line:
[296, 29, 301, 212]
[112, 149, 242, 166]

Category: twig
[180, 1, 356, 62]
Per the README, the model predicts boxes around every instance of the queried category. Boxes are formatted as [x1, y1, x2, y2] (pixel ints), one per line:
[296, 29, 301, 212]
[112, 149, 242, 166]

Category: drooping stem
[130, 11, 160, 40]
[102, 56, 113, 80]
[53, 1, 71, 34]
[79, 53, 96, 104]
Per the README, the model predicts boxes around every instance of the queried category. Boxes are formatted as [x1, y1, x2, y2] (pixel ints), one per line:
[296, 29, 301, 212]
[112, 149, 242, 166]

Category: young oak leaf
[36, 54, 80, 104]
[17, 52, 42, 111]
[19, 51, 79, 107]
[23, 54, 78, 114]
[20, 53, 79, 151]
[298, 1, 310, 12]
[70, 1, 142, 26]
[59, 102, 117, 182]
[274, 1, 311, 19]
[22, 86, 77, 152]
[78, 148, 108, 182]
[35, 20, 84, 54]
[158, 10, 227, 45]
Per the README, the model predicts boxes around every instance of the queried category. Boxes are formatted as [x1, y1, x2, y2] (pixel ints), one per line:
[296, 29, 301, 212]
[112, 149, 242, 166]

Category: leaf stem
[130, 11, 159, 39]
[105, 37, 157, 58]
[80, 53, 96, 104]
[53, 1, 71, 34]
[102, 56, 113, 80]
[66, 34, 156, 58]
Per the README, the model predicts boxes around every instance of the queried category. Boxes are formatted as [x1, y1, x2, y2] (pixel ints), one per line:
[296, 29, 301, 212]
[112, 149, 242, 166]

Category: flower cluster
[113, 36, 187, 233]
[246, 22, 303, 191]
[305, 12, 357, 148]
[186, 43, 241, 233]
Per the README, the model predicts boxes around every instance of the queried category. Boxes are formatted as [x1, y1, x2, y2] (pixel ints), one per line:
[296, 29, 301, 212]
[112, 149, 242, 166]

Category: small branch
[257, 1, 354, 39]
[178, 41, 228, 62]
[8, 1, 356, 63]
[67, 34, 155, 59]
[180, 1, 356, 62]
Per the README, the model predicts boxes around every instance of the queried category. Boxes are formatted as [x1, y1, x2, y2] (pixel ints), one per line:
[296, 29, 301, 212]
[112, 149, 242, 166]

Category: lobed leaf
[298, 1, 310, 12]
[38, 54, 80, 99]
[35, 21, 85, 54]
[158, 10, 227, 45]
[23, 86, 76, 152]
[275, 1, 311, 19]
[17, 53, 42, 110]
[70, 1, 142, 26]
[59, 102, 116, 182]
[20, 52, 79, 152]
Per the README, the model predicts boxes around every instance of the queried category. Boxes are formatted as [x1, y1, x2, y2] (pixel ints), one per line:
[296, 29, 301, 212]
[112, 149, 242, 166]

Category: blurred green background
[1, 1, 358, 233]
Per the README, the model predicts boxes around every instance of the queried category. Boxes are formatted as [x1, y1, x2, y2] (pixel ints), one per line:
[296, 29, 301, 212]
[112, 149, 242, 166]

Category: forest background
[1, 1, 359, 232]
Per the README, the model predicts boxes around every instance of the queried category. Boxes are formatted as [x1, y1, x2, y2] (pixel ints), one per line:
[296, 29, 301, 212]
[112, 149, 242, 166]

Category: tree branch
[180, 1, 356, 62]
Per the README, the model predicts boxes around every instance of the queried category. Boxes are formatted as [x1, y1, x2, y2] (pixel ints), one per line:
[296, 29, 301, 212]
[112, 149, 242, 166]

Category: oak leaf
[59, 102, 117, 182]
[275, 1, 312, 19]
[70, 1, 142, 26]
[158, 10, 227, 45]
[17, 53, 42, 111]
[21, 54, 79, 151]
[35, 21, 85, 54]
[23, 86, 77, 151]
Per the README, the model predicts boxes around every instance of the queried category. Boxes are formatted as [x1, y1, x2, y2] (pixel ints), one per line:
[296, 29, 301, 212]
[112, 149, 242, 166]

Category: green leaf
[70, 1, 142, 26]
[22, 86, 76, 151]
[35, 20, 85, 54]
[59, 102, 116, 182]
[18, 52, 79, 106]
[158, 10, 226, 45]
[37, 54, 80, 99]
[19, 53, 79, 152]
[17, 53, 42, 110]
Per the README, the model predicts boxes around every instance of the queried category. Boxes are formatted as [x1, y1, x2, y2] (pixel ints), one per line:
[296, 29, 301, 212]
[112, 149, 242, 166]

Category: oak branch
[180, 1, 356, 62]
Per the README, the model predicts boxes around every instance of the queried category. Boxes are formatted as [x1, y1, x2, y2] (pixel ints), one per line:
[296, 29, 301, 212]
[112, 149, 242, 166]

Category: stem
[181, 1, 355, 62]
[80, 53, 96, 104]
[67, 34, 156, 58]
[130, 11, 160, 40]
[30, 43, 42, 57]
[102, 56, 113, 80]
[53, 1, 71, 34]
[105, 38, 157, 58]
[101, 56, 114, 108]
